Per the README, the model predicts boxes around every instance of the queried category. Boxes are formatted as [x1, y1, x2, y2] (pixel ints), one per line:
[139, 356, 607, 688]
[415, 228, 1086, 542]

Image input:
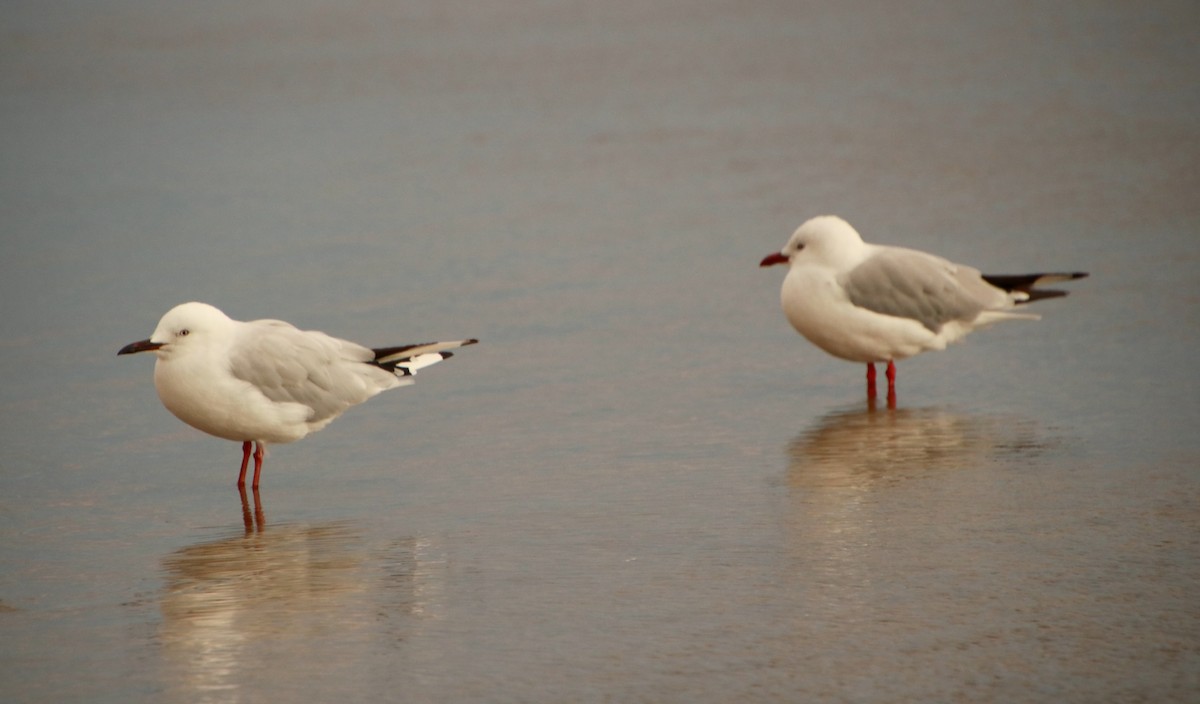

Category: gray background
[2, 2, 1197, 702]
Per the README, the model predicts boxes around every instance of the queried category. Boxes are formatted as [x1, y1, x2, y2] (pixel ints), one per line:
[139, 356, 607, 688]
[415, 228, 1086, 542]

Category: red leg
[866, 363, 877, 398]
[237, 441, 252, 487]
[251, 442, 265, 490]
[885, 360, 897, 409]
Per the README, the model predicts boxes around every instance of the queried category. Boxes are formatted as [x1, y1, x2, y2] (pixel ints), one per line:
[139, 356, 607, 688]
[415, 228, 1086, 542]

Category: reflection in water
[239, 487, 265, 532]
[158, 496, 447, 702]
[783, 404, 1059, 631]
[788, 404, 1051, 489]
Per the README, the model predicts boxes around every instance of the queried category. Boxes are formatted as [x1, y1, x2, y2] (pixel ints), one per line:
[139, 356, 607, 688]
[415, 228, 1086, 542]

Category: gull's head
[118, 302, 233, 359]
[760, 215, 866, 269]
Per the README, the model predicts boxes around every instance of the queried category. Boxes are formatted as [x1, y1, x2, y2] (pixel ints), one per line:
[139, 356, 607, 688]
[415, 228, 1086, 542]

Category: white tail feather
[398, 352, 452, 374]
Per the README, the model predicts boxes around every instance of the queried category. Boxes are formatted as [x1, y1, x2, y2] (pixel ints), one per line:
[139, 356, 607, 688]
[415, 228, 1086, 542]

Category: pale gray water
[1, 1, 1198, 702]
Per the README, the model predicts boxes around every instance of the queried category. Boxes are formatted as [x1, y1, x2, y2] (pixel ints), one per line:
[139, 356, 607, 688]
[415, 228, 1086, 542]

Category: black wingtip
[984, 271, 1089, 304]
[982, 272, 1088, 305]
[982, 272, 1089, 292]
[371, 339, 477, 361]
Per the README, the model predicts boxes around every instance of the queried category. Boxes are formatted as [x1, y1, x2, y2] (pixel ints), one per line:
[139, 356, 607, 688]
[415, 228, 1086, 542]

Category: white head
[760, 215, 867, 270]
[118, 302, 234, 360]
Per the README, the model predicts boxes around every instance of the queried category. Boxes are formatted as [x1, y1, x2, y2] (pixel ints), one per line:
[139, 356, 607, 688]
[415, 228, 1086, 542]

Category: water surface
[1, 1, 1198, 701]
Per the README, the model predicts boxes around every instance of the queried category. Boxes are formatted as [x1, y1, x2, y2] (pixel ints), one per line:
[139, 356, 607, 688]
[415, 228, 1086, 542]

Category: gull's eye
[178, 329, 190, 337]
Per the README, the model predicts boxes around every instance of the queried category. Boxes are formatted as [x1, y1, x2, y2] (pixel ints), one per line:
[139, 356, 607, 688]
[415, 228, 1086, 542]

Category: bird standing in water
[761, 216, 1086, 405]
[119, 302, 477, 489]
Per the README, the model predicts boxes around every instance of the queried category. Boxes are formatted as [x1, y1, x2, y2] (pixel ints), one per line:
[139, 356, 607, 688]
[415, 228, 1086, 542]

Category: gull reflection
[788, 404, 1051, 490]
[158, 500, 447, 702]
[782, 404, 1057, 620]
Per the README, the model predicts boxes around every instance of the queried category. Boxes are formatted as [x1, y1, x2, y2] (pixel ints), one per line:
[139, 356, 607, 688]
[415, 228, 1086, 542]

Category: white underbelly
[154, 361, 311, 443]
[781, 271, 942, 363]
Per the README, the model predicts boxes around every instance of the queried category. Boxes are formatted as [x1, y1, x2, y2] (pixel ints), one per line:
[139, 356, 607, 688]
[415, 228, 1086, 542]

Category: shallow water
[2, 1, 1198, 702]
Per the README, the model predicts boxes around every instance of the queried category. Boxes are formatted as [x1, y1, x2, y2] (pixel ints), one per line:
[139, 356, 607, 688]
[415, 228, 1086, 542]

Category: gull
[760, 216, 1086, 403]
[119, 302, 477, 489]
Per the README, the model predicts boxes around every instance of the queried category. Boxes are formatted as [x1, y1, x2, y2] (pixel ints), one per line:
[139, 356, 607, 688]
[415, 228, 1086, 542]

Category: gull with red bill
[119, 302, 476, 489]
[760, 216, 1086, 404]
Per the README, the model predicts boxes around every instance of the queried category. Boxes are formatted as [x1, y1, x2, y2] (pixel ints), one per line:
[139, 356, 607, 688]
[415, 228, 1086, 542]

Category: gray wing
[227, 320, 384, 423]
[840, 248, 1007, 332]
